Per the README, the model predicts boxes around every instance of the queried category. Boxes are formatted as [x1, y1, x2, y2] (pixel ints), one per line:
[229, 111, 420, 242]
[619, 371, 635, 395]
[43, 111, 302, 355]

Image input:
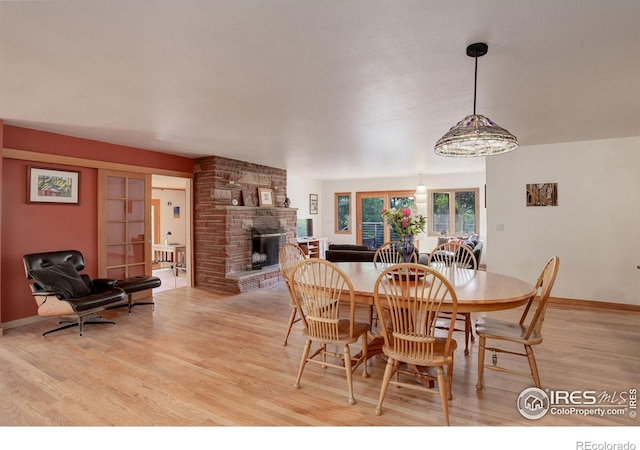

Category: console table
[297, 237, 328, 258]
[152, 244, 186, 275]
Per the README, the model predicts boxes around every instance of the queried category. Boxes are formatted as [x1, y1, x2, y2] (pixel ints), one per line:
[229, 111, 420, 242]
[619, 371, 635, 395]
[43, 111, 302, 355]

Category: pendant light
[414, 175, 427, 204]
[434, 42, 518, 157]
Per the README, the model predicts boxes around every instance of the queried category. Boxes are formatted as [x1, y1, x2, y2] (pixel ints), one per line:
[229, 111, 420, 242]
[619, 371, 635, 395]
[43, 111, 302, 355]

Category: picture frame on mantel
[242, 190, 254, 207]
[309, 193, 318, 214]
[258, 188, 274, 207]
[28, 166, 80, 204]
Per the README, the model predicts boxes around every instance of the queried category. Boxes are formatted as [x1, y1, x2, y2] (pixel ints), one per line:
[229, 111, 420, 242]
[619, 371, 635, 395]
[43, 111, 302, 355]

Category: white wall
[486, 136, 640, 305]
[287, 175, 322, 237]
[152, 188, 187, 245]
[320, 172, 487, 255]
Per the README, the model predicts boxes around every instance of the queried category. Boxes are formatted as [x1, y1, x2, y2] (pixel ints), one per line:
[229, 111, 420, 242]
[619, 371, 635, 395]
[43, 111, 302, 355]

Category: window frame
[334, 192, 352, 234]
[427, 187, 480, 237]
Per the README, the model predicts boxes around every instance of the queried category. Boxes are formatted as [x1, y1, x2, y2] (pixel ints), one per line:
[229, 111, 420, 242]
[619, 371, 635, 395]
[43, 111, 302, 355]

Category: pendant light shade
[414, 175, 427, 205]
[434, 43, 518, 158]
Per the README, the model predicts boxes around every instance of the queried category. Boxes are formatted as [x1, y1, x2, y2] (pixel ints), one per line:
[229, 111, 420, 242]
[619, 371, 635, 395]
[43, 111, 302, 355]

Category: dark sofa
[325, 244, 376, 262]
[326, 238, 483, 266]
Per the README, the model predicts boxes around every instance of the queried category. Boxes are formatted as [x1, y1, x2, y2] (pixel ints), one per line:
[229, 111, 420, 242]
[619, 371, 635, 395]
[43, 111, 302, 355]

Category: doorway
[151, 174, 192, 292]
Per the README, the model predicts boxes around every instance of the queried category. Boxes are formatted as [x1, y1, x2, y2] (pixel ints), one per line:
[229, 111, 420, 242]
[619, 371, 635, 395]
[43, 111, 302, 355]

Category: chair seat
[64, 287, 126, 312]
[302, 319, 370, 344]
[476, 316, 541, 345]
[383, 338, 457, 367]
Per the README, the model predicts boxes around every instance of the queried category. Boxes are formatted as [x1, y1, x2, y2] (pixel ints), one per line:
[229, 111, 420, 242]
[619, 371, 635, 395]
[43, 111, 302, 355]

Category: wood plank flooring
[1, 282, 638, 429]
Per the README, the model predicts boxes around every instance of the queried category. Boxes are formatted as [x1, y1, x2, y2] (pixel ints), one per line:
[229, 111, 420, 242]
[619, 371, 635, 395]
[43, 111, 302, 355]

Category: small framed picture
[309, 193, 318, 214]
[258, 188, 274, 207]
[242, 190, 254, 207]
[28, 166, 80, 204]
[526, 183, 558, 207]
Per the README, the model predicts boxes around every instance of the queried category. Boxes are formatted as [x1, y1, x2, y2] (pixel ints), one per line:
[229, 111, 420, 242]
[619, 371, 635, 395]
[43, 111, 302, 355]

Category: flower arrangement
[381, 207, 427, 239]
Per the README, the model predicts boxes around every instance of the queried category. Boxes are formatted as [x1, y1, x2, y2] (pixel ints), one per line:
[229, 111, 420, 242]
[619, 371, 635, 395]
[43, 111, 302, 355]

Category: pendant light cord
[473, 55, 478, 115]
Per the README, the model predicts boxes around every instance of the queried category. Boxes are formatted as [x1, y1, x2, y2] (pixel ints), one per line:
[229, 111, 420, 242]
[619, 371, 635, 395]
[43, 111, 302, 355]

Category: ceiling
[1, 1, 639, 180]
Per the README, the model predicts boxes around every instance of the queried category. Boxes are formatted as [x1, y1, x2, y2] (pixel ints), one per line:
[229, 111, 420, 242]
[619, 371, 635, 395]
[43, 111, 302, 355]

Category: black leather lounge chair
[23, 249, 162, 336]
[23, 250, 127, 336]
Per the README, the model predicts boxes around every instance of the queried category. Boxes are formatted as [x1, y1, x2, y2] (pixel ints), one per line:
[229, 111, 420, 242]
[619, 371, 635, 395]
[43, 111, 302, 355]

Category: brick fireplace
[193, 156, 297, 293]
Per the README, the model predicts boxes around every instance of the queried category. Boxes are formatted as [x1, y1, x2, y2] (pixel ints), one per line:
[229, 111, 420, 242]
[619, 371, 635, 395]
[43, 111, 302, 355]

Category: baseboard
[548, 296, 640, 312]
[0, 315, 48, 334]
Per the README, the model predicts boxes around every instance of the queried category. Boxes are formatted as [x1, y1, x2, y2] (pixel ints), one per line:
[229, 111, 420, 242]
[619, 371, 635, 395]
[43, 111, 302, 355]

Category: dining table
[331, 261, 537, 377]
[333, 261, 536, 313]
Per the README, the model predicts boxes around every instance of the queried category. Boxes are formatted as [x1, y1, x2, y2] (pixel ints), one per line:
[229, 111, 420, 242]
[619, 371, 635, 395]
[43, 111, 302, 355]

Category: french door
[98, 170, 152, 279]
[355, 191, 415, 249]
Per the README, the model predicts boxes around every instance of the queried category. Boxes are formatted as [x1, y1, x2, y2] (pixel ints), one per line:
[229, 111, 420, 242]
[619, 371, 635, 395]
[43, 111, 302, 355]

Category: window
[428, 188, 479, 236]
[334, 192, 351, 234]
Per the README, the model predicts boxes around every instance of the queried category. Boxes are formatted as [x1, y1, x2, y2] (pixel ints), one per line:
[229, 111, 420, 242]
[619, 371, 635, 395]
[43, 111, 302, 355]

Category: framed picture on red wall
[28, 166, 80, 204]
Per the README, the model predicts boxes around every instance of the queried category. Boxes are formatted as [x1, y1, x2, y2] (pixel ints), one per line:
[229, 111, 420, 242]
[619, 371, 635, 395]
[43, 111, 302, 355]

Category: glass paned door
[99, 170, 152, 279]
[356, 191, 415, 249]
[357, 194, 384, 249]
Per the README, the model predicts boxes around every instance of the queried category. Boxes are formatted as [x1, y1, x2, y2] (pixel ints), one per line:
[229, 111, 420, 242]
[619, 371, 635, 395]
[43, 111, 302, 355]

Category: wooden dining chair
[428, 241, 478, 355]
[373, 263, 458, 425]
[371, 241, 417, 327]
[278, 242, 307, 346]
[476, 256, 560, 391]
[289, 258, 370, 405]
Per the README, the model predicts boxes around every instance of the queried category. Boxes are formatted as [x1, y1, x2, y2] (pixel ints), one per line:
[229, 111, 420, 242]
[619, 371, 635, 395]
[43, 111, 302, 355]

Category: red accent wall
[2, 159, 98, 321]
[1, 125, 194, 324]
[0, 120, 4, 324]
[4, 125, 193, 173]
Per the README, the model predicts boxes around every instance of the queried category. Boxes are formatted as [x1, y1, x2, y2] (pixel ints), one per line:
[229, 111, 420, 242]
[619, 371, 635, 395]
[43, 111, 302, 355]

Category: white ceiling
[2, 1, 639, 180]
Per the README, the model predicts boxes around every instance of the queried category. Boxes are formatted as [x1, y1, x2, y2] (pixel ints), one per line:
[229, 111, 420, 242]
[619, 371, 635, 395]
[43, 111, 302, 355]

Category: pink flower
[380, 208, 387, 215]
[401, 207, 412, 217]
[402, 218, 409, 228]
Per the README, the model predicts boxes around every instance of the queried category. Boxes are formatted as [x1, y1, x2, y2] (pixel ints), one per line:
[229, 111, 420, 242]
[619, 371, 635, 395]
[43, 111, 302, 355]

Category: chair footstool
[111, 275, 162, 314]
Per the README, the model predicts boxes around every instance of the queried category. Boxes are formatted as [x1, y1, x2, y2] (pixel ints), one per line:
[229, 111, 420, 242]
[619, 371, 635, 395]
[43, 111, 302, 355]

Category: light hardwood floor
[0, 283, 638, 428]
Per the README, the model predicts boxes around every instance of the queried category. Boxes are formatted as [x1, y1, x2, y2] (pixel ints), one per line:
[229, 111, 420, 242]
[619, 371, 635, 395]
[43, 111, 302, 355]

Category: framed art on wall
[526, 183, 558, 207]
[258, 188, 274, 207]
[309, 193, 318, 214]
[28, 167, 80, 204]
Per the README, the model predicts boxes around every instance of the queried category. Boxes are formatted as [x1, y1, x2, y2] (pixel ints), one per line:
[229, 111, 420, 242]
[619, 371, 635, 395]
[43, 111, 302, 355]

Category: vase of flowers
[380, 207, 427, 262]
[399, 234, 416, 262]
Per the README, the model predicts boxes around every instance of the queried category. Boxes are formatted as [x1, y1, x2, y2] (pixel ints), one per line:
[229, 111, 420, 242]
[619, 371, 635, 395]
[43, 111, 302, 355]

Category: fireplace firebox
[251, 227, 286, 270]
